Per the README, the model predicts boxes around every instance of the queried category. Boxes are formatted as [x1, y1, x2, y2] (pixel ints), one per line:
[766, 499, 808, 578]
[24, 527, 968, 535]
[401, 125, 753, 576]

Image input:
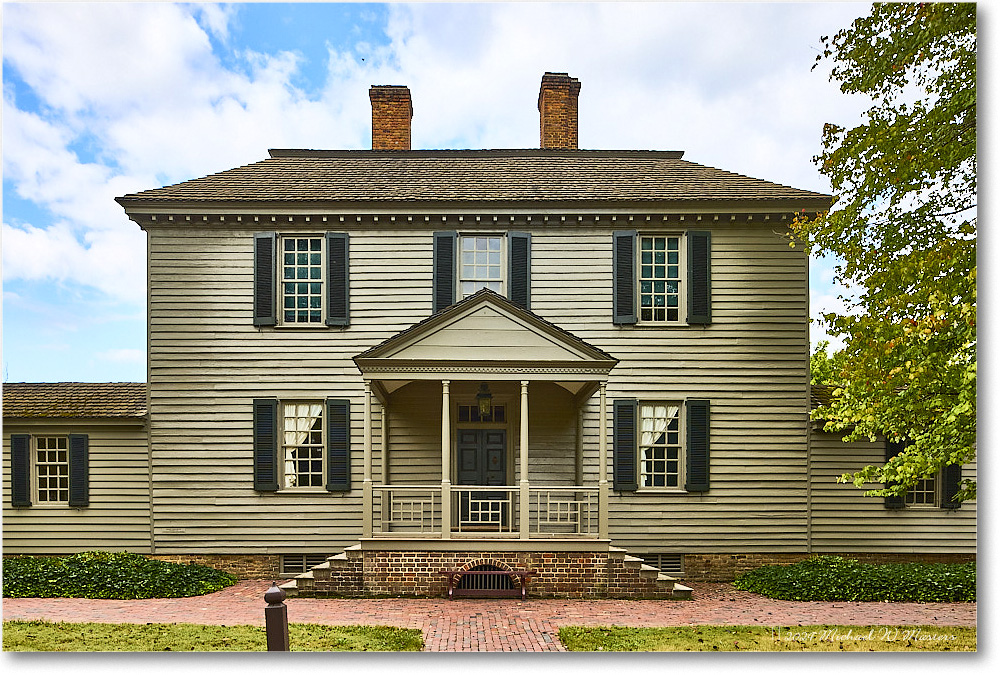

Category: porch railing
[370, 485, 599, 538]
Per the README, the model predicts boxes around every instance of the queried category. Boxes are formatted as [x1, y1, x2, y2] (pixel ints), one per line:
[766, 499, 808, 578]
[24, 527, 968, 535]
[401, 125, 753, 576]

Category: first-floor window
[639, 403, 682, 488]
[282, 402, 324, 487]
[35, 436, 70, 503]
[905, 475, 939, 507]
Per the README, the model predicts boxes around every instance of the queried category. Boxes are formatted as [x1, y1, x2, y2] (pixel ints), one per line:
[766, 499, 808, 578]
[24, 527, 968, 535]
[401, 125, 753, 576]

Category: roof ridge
[267, 148, 686, 159]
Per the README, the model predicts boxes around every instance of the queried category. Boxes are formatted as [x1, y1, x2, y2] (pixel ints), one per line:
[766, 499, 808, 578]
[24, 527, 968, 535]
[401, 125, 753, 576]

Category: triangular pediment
[355, 290, 616, 369]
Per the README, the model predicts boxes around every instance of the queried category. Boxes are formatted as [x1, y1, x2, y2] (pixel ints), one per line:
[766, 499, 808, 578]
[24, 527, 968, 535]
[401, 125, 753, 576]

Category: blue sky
[2, 1, 878, 383]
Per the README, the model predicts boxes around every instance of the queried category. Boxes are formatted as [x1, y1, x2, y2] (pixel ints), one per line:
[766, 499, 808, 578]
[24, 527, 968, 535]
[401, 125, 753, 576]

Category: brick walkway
[2, 581, 976, 652]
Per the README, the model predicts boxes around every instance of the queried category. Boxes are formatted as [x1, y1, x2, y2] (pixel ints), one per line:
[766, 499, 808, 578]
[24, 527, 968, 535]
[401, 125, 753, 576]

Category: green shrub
[2, 551, 238, 599]
[732, 556, 975, 602]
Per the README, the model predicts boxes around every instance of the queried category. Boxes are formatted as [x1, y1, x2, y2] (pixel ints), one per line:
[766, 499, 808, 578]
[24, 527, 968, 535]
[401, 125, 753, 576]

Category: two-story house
[3, 73, 975, 597]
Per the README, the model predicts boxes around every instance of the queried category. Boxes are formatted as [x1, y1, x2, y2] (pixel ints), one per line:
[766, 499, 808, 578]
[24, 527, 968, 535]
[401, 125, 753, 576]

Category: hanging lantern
[476, 383, 493, 419]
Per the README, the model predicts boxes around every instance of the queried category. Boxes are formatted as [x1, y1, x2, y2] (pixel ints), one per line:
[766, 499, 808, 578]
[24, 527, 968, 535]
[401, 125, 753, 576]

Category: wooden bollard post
[264, 582, 290, 651]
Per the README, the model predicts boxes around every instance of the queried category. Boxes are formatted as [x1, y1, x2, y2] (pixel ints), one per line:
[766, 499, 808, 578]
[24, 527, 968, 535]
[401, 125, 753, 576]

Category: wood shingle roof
[116, 149, 831, 209]
[2, 382, 147, 419]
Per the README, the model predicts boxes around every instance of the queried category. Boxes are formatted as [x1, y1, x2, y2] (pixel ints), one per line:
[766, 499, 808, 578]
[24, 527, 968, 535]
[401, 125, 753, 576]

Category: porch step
[671, 583, 693, 600]
[639, 563, 660, 580]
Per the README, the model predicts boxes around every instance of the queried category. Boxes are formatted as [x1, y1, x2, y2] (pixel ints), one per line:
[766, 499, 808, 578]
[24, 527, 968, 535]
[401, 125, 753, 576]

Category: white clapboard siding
[145, 222, 810, 554]
[809, 429, 976, 553]
[2, 421, 152, 553]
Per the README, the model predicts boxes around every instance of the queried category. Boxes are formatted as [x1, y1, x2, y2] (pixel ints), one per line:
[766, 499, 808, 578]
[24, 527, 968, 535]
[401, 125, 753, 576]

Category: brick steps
[282, 543, 691, 600]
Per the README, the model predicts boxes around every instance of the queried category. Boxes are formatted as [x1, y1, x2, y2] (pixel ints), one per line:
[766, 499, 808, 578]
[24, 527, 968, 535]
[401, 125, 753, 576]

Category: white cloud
[2, 1, 873, 322]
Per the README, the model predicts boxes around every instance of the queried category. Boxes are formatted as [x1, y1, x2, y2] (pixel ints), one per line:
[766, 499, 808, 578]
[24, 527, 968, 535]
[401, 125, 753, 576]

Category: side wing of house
[809, 427, 977, 555]
[3, 417, 151, 554]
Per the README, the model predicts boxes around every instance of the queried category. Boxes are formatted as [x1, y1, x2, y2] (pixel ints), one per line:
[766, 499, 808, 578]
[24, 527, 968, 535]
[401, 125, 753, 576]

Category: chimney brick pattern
[370, 85, 412, 150]
[538, 72, 581, 150]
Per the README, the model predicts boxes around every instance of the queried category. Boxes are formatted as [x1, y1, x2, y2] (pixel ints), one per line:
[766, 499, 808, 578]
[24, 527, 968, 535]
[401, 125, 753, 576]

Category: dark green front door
[456, 429, 507, 526]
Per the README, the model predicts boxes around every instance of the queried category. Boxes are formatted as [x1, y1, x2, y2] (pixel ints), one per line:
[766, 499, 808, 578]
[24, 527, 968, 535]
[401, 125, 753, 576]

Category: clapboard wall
[143, 215, 809, 555]
[2, 419, 152, 553]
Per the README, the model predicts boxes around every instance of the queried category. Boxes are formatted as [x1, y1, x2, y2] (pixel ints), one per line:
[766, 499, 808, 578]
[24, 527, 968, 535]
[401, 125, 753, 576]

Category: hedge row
[3, 551, 238, 599]
[732, 556, 975, 602]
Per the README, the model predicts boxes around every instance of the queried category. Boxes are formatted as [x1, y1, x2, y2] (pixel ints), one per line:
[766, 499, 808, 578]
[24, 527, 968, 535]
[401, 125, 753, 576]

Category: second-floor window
[460, 235, 504, 298]
[282, 237, 324, 324]
[253, 231, 349, 328]
[613, 230, 711, 326]
[639, 235, 682, 323]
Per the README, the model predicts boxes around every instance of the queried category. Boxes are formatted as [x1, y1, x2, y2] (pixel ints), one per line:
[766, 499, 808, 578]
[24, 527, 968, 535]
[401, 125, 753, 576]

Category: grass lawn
[559, 625, 976, 652]
[2, 620, 423, 652]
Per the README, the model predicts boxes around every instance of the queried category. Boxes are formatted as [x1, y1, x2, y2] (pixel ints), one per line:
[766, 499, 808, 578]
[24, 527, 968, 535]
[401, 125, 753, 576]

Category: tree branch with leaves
[794, 3, 976, 501]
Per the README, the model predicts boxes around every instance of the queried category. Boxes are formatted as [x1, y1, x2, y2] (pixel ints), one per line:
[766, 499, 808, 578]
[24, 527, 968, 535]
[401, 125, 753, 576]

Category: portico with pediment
[353, 289, 618, 545]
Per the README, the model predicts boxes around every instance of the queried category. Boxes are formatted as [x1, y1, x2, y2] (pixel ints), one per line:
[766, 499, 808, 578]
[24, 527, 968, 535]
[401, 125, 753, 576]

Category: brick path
[2, 581, 976, 652]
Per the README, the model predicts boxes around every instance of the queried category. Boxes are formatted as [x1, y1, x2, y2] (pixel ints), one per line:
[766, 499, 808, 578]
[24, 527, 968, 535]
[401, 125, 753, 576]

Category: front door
[456, 429, 507, 527]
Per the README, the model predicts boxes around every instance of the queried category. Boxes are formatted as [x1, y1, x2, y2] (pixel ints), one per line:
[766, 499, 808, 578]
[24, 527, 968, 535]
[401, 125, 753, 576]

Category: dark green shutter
[613, 231, 637, 325]
[687, 231, 712, 324]
[685, 400, 710, 492]
[326, 399, 351, 491]
[432, 231, 457, 313]
[941, 463, 962, 510]
[253, 232, 276, 326]
[10, 434, 31, 507]
[612, 398, 638, 491]
[326, 232, 350, 326]
[884, 440, 905, 509]
[253, 398, 279, 491]
[68, 434, 89, 507]
[507, 231, 531, 310]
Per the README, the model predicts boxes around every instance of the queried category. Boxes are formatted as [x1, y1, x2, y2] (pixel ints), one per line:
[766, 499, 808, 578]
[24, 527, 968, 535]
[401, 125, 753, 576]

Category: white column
[519, 380, 530, 540]
[598, 382, 609, 540]
[380, 403, 389, 526]
[441, 380, 451, 539]
[362, 380, 373, 538]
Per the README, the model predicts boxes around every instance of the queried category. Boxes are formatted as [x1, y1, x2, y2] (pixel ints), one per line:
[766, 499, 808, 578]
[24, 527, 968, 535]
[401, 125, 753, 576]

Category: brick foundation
[146, 554, 281, 580]
[290, 547, 678, 599]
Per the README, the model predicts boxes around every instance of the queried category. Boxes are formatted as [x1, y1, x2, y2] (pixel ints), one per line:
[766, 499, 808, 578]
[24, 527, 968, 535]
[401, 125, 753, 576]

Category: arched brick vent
[455, 558, 520, 590]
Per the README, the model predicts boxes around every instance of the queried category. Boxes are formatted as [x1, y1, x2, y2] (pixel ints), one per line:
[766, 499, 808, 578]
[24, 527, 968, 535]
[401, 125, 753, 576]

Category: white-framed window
[639, 403, 682, 488]
[905, 474, 939, 507]
[457, 404, 507, 424]
[459, 235, 504, 298]
[638, 235, 683, 323]
[281, 236, 324, 324]
[282, 402, 325, 488]
[35, 436, 70, 503]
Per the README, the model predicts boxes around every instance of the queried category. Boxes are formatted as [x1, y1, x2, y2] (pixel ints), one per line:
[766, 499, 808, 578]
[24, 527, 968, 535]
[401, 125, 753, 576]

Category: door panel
[455, 429, 507, 527]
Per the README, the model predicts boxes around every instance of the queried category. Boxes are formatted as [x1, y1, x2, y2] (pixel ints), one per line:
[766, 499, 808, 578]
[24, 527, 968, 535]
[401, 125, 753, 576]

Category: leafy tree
[793, 3, 976, 501]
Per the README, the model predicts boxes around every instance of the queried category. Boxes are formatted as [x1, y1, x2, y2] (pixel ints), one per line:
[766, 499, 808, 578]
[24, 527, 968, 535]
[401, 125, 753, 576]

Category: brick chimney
[369, 85, 412, 150]
[538, 72, 581, 149]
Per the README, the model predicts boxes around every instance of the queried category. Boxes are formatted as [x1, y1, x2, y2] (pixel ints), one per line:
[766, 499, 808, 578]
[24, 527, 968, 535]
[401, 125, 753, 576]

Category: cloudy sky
[2, 1, 879, 383]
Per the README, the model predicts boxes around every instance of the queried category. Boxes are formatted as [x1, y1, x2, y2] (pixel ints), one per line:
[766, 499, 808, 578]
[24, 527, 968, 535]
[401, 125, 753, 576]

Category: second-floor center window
[460, 235, 503, 298]
[283, 237, 323, 324]
[639, 235, 682, 323]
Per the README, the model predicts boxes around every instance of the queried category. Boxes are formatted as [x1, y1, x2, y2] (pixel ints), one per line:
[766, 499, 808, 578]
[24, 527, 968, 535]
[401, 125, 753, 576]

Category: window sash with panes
[282, 237, 324, 324]
[905, 475, 938, 507]
[282, 403, 325, 488]
[639, 235, 682, 323]
[35, 436, 70, 503]
[460, 235, 503, 298]
[639, 403, 682, 488]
